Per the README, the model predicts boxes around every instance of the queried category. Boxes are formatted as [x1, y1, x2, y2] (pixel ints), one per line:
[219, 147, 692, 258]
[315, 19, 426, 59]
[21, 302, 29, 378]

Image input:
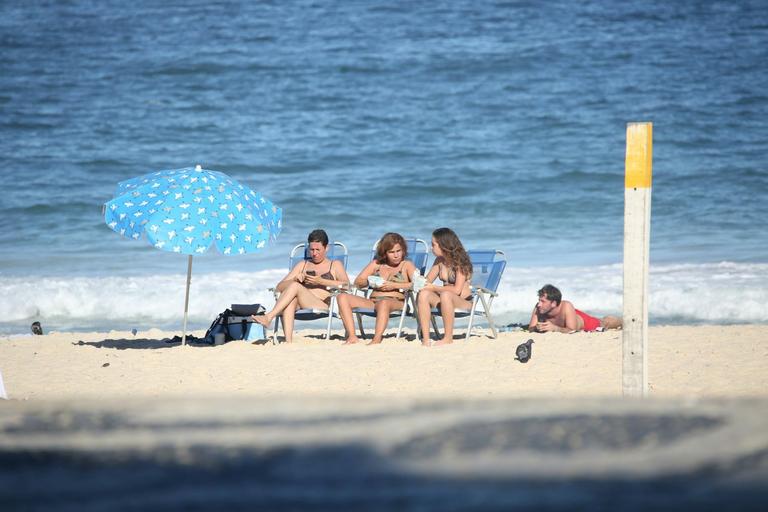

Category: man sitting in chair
[528, 284, 622, 333]
[252, 229, 350, 343]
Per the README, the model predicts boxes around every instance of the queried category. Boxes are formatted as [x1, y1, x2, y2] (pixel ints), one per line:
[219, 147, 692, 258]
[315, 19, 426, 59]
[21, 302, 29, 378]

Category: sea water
[1, 0, 766, 334]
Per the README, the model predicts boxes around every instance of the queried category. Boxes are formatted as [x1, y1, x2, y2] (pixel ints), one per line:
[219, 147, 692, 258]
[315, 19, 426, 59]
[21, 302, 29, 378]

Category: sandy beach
[2, 324, 765, 401]
[4, 2, 768, 508]
[3, 325, 767, 510]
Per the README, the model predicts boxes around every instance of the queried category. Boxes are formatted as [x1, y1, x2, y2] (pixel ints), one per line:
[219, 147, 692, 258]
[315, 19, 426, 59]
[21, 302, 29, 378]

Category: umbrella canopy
[105, 165, 281, 255]
[104, 165, 281, 344]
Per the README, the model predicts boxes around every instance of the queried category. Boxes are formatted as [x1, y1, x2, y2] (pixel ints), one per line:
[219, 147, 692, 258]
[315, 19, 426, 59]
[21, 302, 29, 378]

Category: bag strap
[222, 309, 233, 341]
[239, 318, 248, 340]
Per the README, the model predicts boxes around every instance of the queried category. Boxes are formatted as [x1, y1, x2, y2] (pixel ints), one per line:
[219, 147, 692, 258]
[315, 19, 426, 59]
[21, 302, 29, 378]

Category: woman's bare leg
[337, 293, 375, 345]
[253, 282, 329, 343]
[432, 292, 472, 346]
[281, 298, 298, 343]
[254, 282, 328, 325]
[417, 290, 440, 346]
[369, 299, 402, 345]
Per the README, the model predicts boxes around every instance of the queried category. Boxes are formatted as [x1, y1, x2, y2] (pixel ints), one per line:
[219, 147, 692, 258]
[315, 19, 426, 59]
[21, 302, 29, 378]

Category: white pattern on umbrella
[104, 165, 281, 344]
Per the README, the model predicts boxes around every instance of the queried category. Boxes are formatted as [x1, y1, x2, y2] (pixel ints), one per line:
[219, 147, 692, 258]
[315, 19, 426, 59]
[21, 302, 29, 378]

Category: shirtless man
[528, 284, 622, 333]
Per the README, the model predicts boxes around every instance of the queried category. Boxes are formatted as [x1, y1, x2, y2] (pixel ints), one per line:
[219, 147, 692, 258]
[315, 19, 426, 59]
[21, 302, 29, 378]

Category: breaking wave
[1, 262, 766, 335]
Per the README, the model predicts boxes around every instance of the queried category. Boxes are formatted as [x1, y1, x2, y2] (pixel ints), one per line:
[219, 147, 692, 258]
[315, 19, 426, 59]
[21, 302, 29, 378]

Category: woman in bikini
[252, 229, 350, 343]
[337, 232, 417, 345]
[417, 227, 473, 346]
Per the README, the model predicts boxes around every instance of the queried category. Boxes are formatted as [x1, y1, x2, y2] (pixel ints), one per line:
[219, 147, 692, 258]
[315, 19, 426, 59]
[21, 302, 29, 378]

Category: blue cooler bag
[205, 304, 266, 343]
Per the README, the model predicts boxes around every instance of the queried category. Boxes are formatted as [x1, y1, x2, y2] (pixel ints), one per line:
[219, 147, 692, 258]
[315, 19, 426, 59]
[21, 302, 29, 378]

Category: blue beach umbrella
[104, 165, 281, 344]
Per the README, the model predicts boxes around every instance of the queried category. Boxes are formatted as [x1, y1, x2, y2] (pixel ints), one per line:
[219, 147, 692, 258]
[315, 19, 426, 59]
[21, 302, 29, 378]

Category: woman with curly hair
[417, 227, 473, 346]
[337, 232, 417, 345]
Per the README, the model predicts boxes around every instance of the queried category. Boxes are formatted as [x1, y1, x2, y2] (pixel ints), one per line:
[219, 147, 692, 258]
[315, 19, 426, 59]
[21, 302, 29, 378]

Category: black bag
[204, 304, 266, 344]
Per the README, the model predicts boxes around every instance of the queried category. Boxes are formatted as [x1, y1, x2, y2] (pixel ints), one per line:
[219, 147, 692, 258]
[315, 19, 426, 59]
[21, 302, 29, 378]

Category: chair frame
[270, 241, 349, 344]
[425, 250, 506, 342]
[353, 238, 429, 342]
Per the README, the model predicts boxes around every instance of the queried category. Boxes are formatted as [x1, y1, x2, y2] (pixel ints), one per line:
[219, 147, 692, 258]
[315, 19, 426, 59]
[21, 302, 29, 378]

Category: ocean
[1, 0, 767, 334]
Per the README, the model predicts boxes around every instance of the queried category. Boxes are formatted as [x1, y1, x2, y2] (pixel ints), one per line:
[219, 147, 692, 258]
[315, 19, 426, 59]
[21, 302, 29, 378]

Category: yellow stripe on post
[625, 123, 653, 189]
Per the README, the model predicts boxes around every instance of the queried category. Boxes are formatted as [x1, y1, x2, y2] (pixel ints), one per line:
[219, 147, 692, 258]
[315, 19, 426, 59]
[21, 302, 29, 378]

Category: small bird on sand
[31, 321, 43, 335]
[515, 339, 534, 363]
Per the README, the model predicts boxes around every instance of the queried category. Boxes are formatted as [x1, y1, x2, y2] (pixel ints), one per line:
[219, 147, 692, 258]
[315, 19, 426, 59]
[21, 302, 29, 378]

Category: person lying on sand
[252, 229, 350, 343]
[337, 232, 417, 345]
[528, 284, 622, 333]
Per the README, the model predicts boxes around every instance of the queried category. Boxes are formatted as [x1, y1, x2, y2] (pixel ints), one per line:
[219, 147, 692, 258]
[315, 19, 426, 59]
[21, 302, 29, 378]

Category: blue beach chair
[271, 241, 349, 344]
[427, 250, 506, 341]
[353, 238, 429, 341]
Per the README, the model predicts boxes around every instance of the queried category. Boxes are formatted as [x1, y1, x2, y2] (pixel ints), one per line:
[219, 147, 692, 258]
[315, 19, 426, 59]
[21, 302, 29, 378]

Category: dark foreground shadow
[1, 400, 767, 511]
[1, 442, 766, 511]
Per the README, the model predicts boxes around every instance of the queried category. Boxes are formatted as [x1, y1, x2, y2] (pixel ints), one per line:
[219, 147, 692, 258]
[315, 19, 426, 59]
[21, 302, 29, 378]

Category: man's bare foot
[432, 338, 453, 346]
[342, 337, 361, 345]
[366, 337, 383, 345]
[601, 315, 623, 330]
[251, 314, 271, 327]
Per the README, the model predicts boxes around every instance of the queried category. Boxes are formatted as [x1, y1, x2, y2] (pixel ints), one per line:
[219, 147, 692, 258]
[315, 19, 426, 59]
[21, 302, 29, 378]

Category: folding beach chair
[353, 238, 429, 341]
[271, 241, 349, 344]
[427, 250, 506, 341]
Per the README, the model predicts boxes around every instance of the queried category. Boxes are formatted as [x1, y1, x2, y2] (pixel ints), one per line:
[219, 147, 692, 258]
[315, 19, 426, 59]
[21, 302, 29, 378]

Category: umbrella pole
[181, 255, 193, 346]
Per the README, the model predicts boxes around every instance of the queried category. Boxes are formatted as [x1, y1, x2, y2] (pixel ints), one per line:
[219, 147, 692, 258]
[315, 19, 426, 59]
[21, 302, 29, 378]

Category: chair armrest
[471, 286, 498, 298]
[326, 283, 352, 295]
[362, 285, 409, 297]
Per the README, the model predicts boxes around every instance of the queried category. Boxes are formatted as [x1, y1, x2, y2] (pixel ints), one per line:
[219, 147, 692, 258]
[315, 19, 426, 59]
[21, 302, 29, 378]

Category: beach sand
[1, 324, 766, 401]
[2, 325, 767, 509]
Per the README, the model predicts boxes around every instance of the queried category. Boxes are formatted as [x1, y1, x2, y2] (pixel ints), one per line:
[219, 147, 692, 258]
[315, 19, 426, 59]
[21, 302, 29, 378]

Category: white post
[181, 255, 193, 346]
[0, 369, 7, 399]
[623, 122, 653, 397]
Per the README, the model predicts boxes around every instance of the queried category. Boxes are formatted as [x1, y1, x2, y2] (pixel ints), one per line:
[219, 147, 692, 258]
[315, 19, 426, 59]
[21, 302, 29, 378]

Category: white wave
[494, 261, 768, 324]
[0, 269, 285, 332]
[1, 262, 767, 334]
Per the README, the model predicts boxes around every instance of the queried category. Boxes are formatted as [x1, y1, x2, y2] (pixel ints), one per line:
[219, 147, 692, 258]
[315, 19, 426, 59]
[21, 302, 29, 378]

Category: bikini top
[439, 263, 458, 284]
[302, 260, 335, 280]
[374, 262, 408, 283]
[438, 261, 472, 299]
[439, 262, 473, 285]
